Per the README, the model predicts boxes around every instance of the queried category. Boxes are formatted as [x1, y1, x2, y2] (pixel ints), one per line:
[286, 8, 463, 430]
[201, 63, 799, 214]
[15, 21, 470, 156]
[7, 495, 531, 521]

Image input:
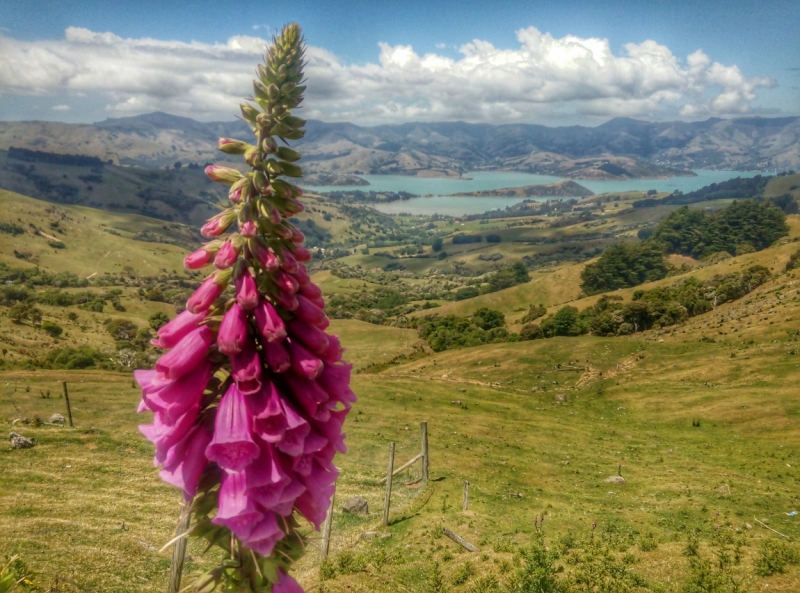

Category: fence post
[463, 481, 469, 512]
[321, 489, 335, 559]
[167, 504, 191, 593]
[383, 442, 396, 527]
[421, 421, 429, 483]
[61, 381, 74, 428]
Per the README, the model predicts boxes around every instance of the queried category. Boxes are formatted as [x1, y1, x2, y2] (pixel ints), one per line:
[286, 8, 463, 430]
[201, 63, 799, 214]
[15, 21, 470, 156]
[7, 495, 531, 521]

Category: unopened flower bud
[292, 245, 312, 262]
[240, 220, 257, 238]
[205, 165, 244, 185]
[254, 242, 280, 272]
[236, 270, 259, 310]
[201, 209, 238, 238]
[217, 138, 251, 155]
[184, 241, 222, 270]
[214, 240, 239, 269]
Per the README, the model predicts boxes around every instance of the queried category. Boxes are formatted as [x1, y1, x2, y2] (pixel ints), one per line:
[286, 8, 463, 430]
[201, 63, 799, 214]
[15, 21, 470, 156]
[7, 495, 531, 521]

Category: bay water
[307, 170, 762, 216]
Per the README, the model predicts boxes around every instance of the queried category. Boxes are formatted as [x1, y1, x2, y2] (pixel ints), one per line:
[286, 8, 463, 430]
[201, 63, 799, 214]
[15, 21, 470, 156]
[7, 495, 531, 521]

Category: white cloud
[52, 104, 70, 111]
[0, 26, 776, 124]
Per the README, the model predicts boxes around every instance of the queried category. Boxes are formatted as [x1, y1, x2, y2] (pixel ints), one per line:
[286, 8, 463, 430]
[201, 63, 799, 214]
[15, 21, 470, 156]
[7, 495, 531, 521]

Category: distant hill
[1, 113, 797, 177]
[0, 149, 224, 226]
[447, 180, 593, 198]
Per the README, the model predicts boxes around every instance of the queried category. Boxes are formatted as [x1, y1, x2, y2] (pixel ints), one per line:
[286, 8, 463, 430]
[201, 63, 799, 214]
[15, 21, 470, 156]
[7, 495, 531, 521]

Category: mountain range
[0, 113, 798, 179]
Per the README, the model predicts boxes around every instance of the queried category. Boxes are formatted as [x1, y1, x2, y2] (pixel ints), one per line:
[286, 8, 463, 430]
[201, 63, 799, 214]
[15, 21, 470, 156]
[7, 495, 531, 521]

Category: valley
[2, 147, 800, 591]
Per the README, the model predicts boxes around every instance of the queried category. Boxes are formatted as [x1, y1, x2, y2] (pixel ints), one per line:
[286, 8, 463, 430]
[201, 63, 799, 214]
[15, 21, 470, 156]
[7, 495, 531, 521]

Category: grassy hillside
[5, 308, 800, 591]
[5, 175, 800, 591]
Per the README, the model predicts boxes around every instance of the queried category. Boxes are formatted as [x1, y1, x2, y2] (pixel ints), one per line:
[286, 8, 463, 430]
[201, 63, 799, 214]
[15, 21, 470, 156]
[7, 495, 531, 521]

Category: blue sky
[1, 0, 798, 125]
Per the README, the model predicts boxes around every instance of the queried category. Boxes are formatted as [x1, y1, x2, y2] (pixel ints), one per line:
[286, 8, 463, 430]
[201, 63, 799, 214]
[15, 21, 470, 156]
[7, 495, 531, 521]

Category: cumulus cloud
[0, 26, 776, 123]
[51, 104, 70, 111]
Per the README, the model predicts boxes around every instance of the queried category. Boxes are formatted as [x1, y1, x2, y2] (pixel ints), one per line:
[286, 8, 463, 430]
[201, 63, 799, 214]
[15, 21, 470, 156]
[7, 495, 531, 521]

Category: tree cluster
[528, 266, 770, 339]
[417, 308, 513, 352]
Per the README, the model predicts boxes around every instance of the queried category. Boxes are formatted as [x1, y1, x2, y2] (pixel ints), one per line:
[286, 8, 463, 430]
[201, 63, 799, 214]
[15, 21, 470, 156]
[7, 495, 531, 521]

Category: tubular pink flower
[299, 282, 322, 300]
[201, 214, 236, 238]
[240, 220, 257, 238]
[320, 334, 344, 365]
[284, 373, 330, 421]
[292, 265, 310, 286]
[206, 383, 260, 472]
[252, 384, 310, 455]
[236, 271, 259, 309]
[243, 443, 290, 508]
[292, 245, 312, 262]
[264, 340, 291, 373]
[158, 424, 213, 500]
[231, 342, 263, 394]
[138, 362, 212, 422]
[272, 569, 304, 593]
[155, 325, 214, 380]
[139, 400, 202, 464]
[295, 460, 338, 529]
[213, 470, 263, 540]
[243, 512, 284, 556]
[217, 303, 249, 356]
[287, 339, 324, 380]
[273, 270, 299, 294]
[214, 241, 239, 269]
[278, 250, 299, 274]
[291, 432, 327, 477]
[287, 319, 329, 355]
[295, 295, 329, 329]
[152, 309, 207, 349]
[317, 362, 357, 406]
[252, 382, 288, 443]
[254, 299, 287, 343]
[289, 227, 305, 243]
[186, 276, 225, 314]
[274, 292, 299, 311]
[270, 480, 306, 517]
[255, 244, 280, 271]
[184, 248, 215, 270]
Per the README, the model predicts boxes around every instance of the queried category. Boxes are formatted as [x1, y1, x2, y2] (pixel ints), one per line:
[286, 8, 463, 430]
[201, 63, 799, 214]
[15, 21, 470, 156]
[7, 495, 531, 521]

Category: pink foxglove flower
[155, 326, 214, 380]
[206, 383, 260, 472]
[255, 243, 280, 271]
[185, 248, 215, 270]
[134, 24, 352, 592]
[254, 299, 287, 343]
[240, 220, 257, 238]
[151, 309, 207, 349]
[236, 271, 259, 309]
[186, 276, 225, 314]
[213, 470, 263, 539]
[214, 240, 239, 269]
[231, 342, 263, 395]
[273, 569, 304, 593]
[217, 303, 248, 356]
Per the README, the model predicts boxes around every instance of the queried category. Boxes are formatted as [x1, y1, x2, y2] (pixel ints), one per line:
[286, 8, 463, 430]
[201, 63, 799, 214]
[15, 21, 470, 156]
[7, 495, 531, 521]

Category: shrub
[485, 234, 501, 243]
[41, 321, 63, 337]
[149, 311, 170, 330]
[520, 324, 544, 341]
[105, 319, 139, 341]
[455, 286, 479, 301]
[754, 539, 800, 576]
